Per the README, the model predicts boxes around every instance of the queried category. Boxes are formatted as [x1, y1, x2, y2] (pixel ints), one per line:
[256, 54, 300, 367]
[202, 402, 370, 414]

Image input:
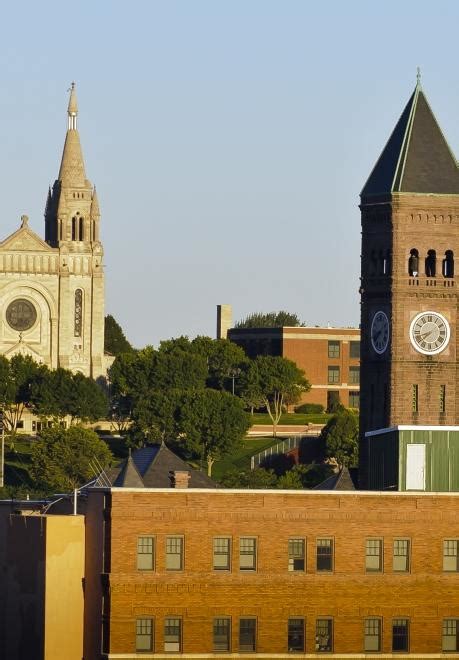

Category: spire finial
[416, 67, 421, 87]
[67, 82, 78, 129]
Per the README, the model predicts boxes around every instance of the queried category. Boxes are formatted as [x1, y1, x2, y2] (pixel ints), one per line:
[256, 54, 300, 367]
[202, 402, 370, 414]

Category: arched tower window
[443, 250, 454, 278]
[79, 217, 84, 241]
[92, 220, 96, 242]
[425, 249, 436, 277]
[408, 249, 419, 276]
[72, 217, 77, 241]
[74, 289, 83, 337]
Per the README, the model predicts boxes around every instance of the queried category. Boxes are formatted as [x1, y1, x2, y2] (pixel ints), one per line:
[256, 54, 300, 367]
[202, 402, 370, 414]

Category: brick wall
[90, 488, 459, 657]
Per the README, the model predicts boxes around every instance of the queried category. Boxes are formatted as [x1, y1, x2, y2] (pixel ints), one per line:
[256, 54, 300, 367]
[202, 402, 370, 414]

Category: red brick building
[228, 326, 360, 410]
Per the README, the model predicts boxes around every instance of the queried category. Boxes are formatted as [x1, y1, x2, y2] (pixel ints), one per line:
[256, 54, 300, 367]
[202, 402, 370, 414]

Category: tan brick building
[81, 486, 459, 658]
[228, 325, 360, 409]
[0, 84, 106, 382]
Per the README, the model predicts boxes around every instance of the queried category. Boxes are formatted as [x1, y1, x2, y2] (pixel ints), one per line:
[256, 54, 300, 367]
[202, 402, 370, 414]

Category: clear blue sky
[1, 1, 459, 347]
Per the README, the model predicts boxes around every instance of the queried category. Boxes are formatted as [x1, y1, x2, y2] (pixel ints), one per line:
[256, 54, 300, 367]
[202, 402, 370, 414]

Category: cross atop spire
[67, 82, 78, 130]
[416, 66, 421, 87]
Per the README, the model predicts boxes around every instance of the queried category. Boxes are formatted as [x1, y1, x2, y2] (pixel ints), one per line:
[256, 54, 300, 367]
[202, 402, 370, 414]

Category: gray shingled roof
[313, 466, 356, 491]
[107, 443, 216, 489]
[362, 83, 459, 197]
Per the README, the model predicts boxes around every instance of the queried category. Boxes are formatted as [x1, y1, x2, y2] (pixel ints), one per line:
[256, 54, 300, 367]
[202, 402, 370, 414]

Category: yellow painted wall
[44, 515, 85, 660]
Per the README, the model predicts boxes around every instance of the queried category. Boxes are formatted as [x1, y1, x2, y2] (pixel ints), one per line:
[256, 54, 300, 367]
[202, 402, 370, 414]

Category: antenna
[89, 456, 112, 488]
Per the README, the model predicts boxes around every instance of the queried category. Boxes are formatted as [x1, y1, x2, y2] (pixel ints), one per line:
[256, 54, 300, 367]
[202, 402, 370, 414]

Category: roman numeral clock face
[371, 311, 390, 354]
[409, 311, 450, 355]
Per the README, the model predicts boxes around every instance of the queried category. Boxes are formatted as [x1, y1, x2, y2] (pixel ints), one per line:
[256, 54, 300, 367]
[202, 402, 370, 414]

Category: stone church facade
[0, 84, 106, 380]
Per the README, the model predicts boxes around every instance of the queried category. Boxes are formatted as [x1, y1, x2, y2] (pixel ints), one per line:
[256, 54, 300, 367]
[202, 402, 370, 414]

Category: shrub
[294, 403, 324, 414]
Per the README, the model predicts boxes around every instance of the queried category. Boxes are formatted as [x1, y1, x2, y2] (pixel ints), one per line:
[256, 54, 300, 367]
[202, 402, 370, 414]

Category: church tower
[0, 84, 105, 381]
[360, 76, 459, 490]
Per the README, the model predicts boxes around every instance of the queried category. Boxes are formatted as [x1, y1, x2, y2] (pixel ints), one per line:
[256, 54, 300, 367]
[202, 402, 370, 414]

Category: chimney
[169, 470, 191, 489]
[217, 304, 232, 339]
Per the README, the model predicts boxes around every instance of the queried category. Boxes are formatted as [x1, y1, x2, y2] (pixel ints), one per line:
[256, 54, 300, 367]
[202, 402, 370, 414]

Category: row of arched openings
[408, 249, 454, 278]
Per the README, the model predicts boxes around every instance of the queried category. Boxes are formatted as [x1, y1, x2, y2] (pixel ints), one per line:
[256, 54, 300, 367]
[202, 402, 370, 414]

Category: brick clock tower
[360, 76, 459, 491]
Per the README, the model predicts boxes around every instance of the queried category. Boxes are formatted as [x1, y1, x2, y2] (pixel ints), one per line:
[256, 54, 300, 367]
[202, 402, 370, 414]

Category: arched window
[408, 249, 419, 276]
[443, 250, 454, 278]
[425, 249, 436, 277]
[72, 217, 77, 241]
[92, 220, 96, 241]
[79, 217, 84, 241]
[74, 289, 83, 337]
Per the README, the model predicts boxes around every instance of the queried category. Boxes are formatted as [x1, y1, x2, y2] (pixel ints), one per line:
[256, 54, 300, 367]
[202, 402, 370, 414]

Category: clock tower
[359, 76, 459, 490]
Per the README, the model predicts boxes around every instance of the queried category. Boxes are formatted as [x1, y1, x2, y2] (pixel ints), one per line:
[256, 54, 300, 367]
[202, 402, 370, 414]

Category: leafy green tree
[177, 389, 250, 476]
[241, 356, 310, 436]
[104, 314, 134, 356]
[320, 409, 359, 468]
[129, 390, 181, 446]
[191, 336, 248, 391]
[30, 426, 113, 493]
[235, 311, 305, 328]
[218, 467, 278, 489]
[153, 346, 207, 391]
[0, 355, 44, 433]
[67, 373, 108, 422]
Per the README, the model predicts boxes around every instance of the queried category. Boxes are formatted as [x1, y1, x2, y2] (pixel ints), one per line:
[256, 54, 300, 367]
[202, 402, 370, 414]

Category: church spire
[58, 82, 87, 187]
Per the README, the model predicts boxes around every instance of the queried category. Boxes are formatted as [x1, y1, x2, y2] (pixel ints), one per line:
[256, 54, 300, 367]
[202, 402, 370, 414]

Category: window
[72, 216, 77, 241]
[393, 539, 410, 572]
[239, 538, 256, 571]
[213, 537, 231, 570]
[137, 536, 154, 570]
[349, 391, 360, 409]
[328, 341, 340, 358]
[425, 249, 436, 277]
[74, 289, 83, 337]
[288, 618, 305, 652]
[288, 539, 305, 571]
[443, 250, 454, 278]
[443, 619, 459, 652]
[364, 618, 381, 652]
[349, 367, 360, 384]
[392, 619, 409, 652]
[316, 539, 333, 572]
[350, 341, 360, 358]
[239, 618, 256, 652]
[412, 385, 418, 413]
[328, 366, 340, 384]
[365, 539, 383, 573]
[79, 216, 84, 241]
[443, 540, 459, 572]
[166, 536, 183, 571]
[164, 618, 181, 652]
[136, 618, 153, 652]
[315, 618, 332, 652]
[440, 385, 446, 413]
[408, 248, 419, 276]
[213, 618, 231, 652]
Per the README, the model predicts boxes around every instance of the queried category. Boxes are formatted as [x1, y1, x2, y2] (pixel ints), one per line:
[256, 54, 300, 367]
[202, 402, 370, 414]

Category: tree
[30, 426, 113, 493]
[104, 314, 134, 356]
[218, 467, 278, 489]
[176, 389, 250, 476]
[0, 355, 44, 433]
[242, 356, 310, 436]
[129, 390, 181, 446]
[30, 368, 107, 423]
[235, 311, 305, 329]
[320, 409, 359, 469]
[190, 336, 248, 391]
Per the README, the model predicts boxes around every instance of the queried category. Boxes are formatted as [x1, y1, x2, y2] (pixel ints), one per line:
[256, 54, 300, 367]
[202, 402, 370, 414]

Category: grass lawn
[250, 412, 331, 426]
[212, 436, 279, 481]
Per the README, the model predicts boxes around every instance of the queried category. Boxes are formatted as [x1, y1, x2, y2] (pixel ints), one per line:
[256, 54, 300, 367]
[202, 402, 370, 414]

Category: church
[0, 84, 106, 381]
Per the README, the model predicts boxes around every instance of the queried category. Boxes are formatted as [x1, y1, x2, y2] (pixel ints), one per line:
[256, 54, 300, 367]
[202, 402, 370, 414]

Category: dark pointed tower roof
[113, 452, 145, 488]
[362, 78, 459, 197]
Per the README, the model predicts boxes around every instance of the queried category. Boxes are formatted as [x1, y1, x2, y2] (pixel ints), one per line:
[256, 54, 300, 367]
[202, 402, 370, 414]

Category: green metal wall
[367, 428, 459, 491]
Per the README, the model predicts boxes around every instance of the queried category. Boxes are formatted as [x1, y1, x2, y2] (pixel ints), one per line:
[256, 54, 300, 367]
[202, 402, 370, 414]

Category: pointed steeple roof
[90, 186, 100, 219]
[113, 452, 145, 488]
[58, 83, 87, 187]
[362, 80, 459, 197]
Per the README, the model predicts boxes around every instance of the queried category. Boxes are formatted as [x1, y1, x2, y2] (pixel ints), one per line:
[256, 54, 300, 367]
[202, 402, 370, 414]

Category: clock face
[371, 311, 390, 354]
[410, 311, 450, 355]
